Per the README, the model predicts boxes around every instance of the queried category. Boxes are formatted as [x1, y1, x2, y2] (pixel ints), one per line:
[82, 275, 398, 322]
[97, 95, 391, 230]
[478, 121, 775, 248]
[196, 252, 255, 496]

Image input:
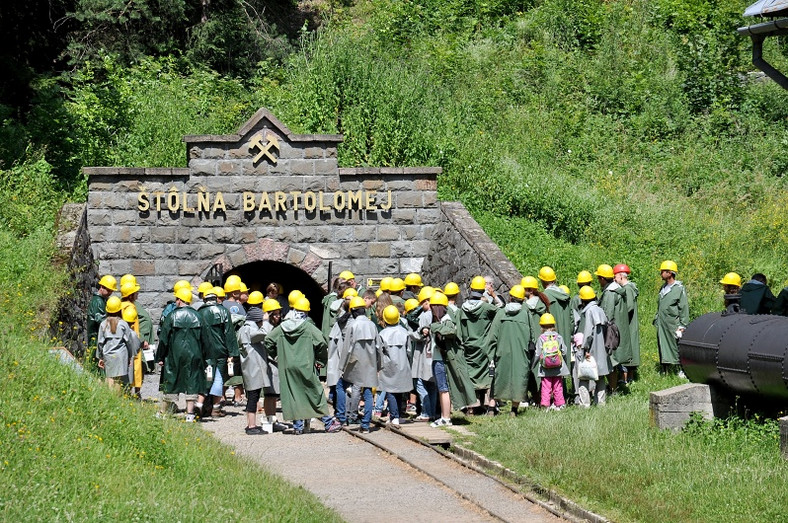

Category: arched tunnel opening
[222, 261, 326, 327]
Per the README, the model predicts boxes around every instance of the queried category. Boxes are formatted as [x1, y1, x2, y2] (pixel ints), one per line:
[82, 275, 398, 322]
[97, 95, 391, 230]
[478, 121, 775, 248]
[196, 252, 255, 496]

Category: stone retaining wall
[422, 202, 523, 299]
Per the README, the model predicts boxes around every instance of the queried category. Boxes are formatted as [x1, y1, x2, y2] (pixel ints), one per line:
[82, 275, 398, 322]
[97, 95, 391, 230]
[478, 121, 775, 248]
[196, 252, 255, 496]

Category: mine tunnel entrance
[222, 260, 326, 326]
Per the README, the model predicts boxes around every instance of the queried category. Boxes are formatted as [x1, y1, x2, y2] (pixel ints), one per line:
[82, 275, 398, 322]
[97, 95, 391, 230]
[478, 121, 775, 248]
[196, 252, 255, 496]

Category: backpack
[603, 319, 620, 355]
[540, 333, 562, 369]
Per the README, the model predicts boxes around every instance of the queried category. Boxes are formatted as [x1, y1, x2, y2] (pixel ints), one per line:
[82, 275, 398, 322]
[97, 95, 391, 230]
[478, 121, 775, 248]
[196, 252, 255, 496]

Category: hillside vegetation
[2, 0, 788, 520]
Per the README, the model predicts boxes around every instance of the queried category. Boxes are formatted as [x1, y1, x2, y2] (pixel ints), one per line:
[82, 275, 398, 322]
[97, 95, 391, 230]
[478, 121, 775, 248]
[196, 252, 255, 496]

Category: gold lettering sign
[137, 189, 394, 217]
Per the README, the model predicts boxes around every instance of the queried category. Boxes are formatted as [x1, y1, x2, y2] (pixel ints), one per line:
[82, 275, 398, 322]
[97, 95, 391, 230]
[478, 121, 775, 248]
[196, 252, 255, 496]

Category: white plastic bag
[577, 355, 599, 381]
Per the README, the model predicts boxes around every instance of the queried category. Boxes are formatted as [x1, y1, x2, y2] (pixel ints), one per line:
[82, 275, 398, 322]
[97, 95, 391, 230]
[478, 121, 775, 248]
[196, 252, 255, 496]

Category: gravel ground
[142, 373, 561, 522]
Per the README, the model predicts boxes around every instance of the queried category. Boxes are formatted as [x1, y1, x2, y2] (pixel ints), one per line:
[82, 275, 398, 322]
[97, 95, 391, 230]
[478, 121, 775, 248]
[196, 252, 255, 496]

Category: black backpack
[603, 319, 620, 355]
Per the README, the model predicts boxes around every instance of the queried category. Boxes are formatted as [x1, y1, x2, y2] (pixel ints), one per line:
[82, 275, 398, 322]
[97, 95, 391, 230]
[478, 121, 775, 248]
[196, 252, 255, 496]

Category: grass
[0, 228, 342, 521]
[454, 380, 788, 522]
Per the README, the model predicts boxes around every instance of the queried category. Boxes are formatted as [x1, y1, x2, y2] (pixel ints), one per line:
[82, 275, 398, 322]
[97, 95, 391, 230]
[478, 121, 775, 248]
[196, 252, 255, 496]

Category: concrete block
[131, 260, 156, 276]
[314, 159, 338, 175]
[218, 161, 241, 175]
[400, 257, 424, 274]
[151, 227, 178, 243]
[290, 160, 315, 176]
[376, 225, 400, 241]
[213, 227, 234, 243]
[649, 384, 714, 431]
[189, 159, 216, 176]
[396, 192, 423, 208]
[368, 242, 391, 257]
[353, 225, 377, 241]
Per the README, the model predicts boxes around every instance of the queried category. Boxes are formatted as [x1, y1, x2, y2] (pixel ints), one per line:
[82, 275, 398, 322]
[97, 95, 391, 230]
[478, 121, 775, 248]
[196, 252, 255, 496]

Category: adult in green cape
[614, 264, 640, 379]
[88, 275, 117, 363]
[156, 288, 207, 422]
[264, 297, 342, 434]
[596, 264, 632, 391]
[654, 260, 690, 375]
[487, 285, 532, 415]
[539, 267, 572, 392]
[458, 276, 499, 397]
[430, 293, 477, 419]
[198, 289, 240, 416]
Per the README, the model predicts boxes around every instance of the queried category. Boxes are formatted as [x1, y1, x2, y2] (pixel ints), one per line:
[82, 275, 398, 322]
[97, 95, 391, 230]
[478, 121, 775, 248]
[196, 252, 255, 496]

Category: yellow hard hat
[342, 288, 358, 299]
[404, 273, 423, 287]
[120, 281, 140, 298]
[98, 275, 118, 292]
[339, 270, 355, 281]
[470, 276, 486, 291]
[383, 305, 401, 325]
[538, 266, 556, 282]
[239, 282, 250, 293]
[247, 291, 264, 306]
[175, 287, 193, 304]
[380, 276, 393, 292]
[720, 272, 742, 287]
[198, 281, 214, 295]
[578, 285, 596, 301]
[390, 278, 406, 292]
[348, 296, 366, 310]
[418, 286, 435, 303]
[122, 304, 138, 323]
[660, 260, 678, 273]
[558, 285, 570, 295]
[404, 298, 420, 314]
[213, 286, 226, 298]
[105, 296, 122, 314]
[539, 313, 556, 326]
[595, 264, 615, 280]
[576, 271, 593, 284]
[520, 276, 538, 290]
[444, 282, 460, 296]
[509, 285, 526, 300]
[430, 292, 449, 306]
[120, 274, 136, 288]
[263, 298, 281, 313]
[375, 289, 383, 297]
[224, 275, 242, 293]
[288, 290, 304, 307]
[293, 296, 311, 312]
[173, 280, 192, 294]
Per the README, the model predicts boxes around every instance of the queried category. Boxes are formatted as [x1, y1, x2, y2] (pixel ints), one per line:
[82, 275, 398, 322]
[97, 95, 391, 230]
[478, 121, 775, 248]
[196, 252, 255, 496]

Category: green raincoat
[136, 306, 154, 344]
[198, 301, 240, 381]
[458, 300, 498, 390]
[156, 305, 207, 395]
[264, 317, 330, 421]
[487, 303, 532, 403]
[524, 297, 547, 344]
[321, 292, 339, 339]
[432, 315, 477, 410]
[615, 282, 640, 367]
[543, 285, 572, 342]
[87, 293, 107, 350]
[655, 281, 689, 365]
[599, 282, 632, 366]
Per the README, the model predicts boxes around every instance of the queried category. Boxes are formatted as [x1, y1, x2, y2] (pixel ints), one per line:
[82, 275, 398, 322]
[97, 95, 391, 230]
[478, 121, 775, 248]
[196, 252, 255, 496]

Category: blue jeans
[292, 416, 335, 432]
[415, 378, 437, 419]
[375, 388, 387, 411]
[209, 367, 224, 397]
[335, 377, 349, 423]
[386, 392, 402, 420]
[359, 387, 373, 429]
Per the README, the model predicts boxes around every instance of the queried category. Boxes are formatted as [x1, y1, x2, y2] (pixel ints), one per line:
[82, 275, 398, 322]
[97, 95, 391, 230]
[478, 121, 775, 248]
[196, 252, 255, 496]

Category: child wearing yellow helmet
[97, 296, 140, 391]
[535, 313, 569, 410]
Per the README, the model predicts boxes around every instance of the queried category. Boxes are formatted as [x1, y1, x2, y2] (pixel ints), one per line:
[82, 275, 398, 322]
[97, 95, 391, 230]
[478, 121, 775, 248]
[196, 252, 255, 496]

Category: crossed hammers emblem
[249, 132, 280, 164]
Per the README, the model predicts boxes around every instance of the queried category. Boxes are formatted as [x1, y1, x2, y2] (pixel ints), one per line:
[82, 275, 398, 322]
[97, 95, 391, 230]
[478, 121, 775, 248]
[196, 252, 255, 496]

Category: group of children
[92, 264, 636, 433]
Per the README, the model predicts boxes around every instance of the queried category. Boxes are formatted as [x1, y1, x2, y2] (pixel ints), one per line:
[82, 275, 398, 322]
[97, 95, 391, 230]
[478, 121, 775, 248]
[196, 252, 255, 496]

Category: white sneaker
[185, 414, 196, 423]
[678, 370, 687, 379]
[389, 418, 400, 425]
[430, 418, 452, 428]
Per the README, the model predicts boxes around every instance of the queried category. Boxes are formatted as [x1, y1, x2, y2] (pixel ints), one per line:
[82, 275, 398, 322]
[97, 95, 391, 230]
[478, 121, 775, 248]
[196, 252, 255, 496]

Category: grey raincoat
[342, 315, 380, 388]
[377, 324, 413, 393]
[239, 319, 279, 393]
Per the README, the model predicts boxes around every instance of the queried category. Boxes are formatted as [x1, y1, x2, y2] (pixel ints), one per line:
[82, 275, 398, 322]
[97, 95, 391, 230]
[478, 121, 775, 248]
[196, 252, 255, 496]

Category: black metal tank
[678, 312, 788, 401]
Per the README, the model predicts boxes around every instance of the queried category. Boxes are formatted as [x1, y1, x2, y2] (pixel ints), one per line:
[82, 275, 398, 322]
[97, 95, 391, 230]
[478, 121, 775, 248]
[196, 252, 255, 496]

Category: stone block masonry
[54, 108, 524, 349]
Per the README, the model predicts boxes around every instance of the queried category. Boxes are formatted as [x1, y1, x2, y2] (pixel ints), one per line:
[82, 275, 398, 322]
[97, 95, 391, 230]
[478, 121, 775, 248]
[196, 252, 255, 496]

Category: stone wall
[422, 202, 523, 300]
[50, 203, 97, 357]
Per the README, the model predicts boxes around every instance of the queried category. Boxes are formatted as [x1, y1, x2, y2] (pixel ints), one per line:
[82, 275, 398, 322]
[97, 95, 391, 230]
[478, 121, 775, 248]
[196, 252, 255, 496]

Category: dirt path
[143, 375, 561, 522]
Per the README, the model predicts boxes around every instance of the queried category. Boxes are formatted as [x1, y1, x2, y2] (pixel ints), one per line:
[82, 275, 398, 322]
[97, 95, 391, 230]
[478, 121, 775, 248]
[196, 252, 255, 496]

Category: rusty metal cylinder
[679, 312, 788, 401]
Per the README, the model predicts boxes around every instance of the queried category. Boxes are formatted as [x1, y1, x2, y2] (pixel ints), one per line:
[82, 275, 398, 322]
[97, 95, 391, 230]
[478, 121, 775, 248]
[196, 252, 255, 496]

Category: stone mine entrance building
[55, 108, 522, 353]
